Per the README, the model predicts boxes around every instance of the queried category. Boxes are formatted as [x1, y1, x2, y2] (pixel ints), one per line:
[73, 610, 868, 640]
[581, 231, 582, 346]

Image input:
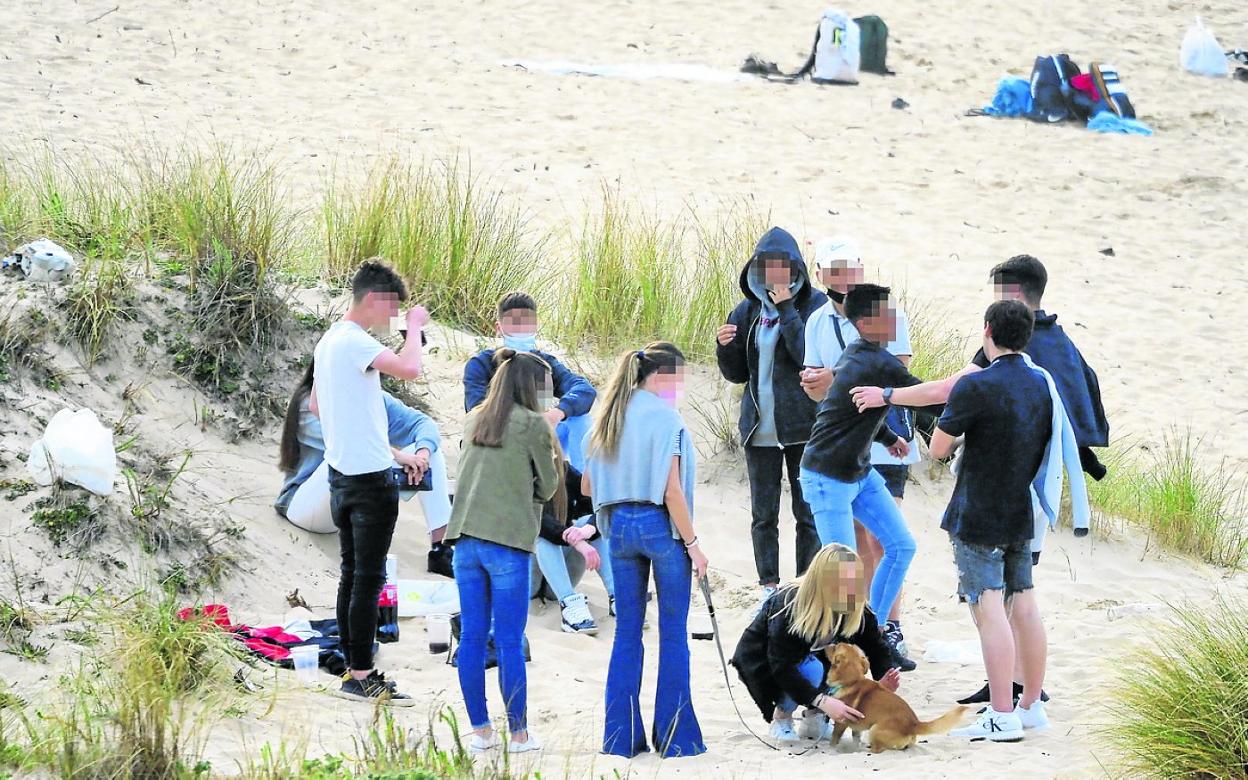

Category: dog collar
[824, 683, 842, 697]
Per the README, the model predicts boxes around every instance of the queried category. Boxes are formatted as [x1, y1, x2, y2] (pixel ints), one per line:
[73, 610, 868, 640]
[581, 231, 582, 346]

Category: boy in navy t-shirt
[931, 300, 1052, 743]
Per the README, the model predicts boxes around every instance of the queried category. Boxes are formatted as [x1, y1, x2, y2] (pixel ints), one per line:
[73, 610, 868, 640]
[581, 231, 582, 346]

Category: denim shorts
[951, 537, 1033, 604]
[873, 465, 909, 499]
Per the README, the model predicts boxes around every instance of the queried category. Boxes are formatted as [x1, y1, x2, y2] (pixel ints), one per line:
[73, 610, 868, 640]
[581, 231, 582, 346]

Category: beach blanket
[504, 60, 747, 84]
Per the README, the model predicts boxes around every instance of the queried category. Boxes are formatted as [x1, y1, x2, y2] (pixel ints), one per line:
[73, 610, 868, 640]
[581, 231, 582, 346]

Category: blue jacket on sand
[716, 227, 827, 447]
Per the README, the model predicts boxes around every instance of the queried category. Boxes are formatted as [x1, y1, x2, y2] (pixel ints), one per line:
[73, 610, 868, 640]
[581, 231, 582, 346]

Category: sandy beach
[1, 0, 1247, 777]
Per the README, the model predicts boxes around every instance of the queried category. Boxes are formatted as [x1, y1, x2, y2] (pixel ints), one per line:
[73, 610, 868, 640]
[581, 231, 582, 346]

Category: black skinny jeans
[745, 444, 819, 586]
[328, 466, 399, 671]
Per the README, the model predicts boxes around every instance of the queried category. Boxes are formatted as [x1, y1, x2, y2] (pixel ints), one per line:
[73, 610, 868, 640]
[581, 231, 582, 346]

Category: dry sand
[2, 0, 1247, 777]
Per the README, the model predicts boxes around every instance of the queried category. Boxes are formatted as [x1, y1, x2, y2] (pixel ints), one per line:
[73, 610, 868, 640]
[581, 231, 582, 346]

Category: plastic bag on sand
[13, 239, 78, 282]
[1181, 18, 1229, 77]
[398, 579, 459, 618]
[27, 408, 117, 496]
[922, 639, 983, 665]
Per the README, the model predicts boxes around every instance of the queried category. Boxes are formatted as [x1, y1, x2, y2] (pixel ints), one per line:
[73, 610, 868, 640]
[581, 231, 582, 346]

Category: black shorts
[873, 464, 909, 499]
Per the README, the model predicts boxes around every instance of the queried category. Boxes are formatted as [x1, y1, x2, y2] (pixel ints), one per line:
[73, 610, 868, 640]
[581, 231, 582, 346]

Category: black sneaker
[882, 626, 917, 673]
[427, 544, 454, 579]
[334, 671, 415, 707]
[958, 681, 1050, 706]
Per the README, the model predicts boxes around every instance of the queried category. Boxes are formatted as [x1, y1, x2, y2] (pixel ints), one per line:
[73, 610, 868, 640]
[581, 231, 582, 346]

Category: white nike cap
[814, 236, 863, 270]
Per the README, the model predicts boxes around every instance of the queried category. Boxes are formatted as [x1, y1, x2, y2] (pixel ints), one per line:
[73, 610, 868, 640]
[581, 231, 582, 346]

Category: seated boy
[463, 292, 597, 470]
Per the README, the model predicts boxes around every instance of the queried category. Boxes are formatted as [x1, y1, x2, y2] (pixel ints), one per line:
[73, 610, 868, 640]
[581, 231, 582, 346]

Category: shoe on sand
[468, 732, 500, 754]
[958, 681, 1049, 705]
[798, 711, 828, 740]
[1016, 700, 1050, 730]
[950, 707, 1024, 742]
[333, 671, 414, 707]
[507, 734, 542, 754]
[560, 593, 598, 635]
[769, 719, 799, 743]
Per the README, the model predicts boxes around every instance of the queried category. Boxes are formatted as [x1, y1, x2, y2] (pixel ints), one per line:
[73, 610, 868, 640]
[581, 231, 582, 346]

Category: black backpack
[854, 15, 892, 75]
[1027, 54, 1081, 123]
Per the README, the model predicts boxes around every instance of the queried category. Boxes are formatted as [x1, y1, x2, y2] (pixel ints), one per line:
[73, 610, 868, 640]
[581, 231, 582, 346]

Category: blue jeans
[776, 654, 826, 714]
[799, 468, 916, 622]
[603, 503, 705, 758]
[533, 515, 615, 602]
[452, 537, 531, 732]
[557, 413, 592, 472]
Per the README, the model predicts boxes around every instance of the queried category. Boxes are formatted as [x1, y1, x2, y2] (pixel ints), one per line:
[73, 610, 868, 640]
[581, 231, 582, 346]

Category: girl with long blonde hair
[583, 341, 707, 759]
[729, 544, 902, 743]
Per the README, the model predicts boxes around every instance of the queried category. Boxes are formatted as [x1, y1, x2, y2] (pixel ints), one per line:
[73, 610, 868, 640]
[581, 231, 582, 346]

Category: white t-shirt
[803, 300, 920, 466]
[312, 321, 390, 476]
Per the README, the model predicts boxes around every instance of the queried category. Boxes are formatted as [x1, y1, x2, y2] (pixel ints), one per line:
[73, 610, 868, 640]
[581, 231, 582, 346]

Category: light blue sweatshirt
[1024, 354, 1091, 553]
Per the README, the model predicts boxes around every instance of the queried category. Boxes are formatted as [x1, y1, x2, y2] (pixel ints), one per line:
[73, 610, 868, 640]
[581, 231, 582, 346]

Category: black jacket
[538, 463, 597, 546]
[715, 227, 828, 446]
[729, 586, 892, 722]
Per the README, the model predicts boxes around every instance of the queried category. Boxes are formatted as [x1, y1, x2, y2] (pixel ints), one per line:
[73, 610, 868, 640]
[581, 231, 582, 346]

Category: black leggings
[328, 466, 399, 671]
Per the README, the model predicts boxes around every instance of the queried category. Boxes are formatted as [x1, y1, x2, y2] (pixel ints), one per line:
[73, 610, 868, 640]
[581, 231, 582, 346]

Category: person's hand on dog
[879, 668, 901, 692]
[818, 696, 863, 724]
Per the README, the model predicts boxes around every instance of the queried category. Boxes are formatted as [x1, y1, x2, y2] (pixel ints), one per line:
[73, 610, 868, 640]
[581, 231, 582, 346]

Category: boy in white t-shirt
[311, 259, 428, 705]
[799, 237, 919, 673]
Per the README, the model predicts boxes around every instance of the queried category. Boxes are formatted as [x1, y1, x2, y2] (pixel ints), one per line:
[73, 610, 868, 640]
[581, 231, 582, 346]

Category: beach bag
[854, 15, 891, 75]
[1027, 54, 1081, 123]
[812, 10, 860, 84]
[1088, 63, 1136, 118]
[1180, 18, 1229, 77]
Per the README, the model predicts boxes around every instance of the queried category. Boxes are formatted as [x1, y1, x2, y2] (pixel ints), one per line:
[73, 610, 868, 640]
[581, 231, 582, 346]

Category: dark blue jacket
[715, 227, 827, 446]
[973, 310, 1108, 448]
[463, 349, 596, 418]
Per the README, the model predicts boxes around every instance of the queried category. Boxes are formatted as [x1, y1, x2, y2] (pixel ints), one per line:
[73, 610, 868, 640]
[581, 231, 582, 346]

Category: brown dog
[823, 643, 968, 753]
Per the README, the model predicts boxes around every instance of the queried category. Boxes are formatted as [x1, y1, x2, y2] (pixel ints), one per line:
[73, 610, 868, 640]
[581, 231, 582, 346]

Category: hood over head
[739, 227, 812, 304]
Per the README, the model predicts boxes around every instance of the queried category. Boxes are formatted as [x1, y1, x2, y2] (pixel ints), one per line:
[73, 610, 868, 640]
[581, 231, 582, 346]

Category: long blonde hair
[785, 544, 866, 642]
[588, 341, 685, 460]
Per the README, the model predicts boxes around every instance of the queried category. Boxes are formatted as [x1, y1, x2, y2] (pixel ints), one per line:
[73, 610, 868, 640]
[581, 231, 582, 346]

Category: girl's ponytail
[588, 341, 685, 460]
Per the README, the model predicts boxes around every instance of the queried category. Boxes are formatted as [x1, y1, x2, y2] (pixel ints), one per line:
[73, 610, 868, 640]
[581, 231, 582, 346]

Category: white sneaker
[1016, 700, 1050, 730]
[468, 731, 501, 754]
[507, 733, 542, 754]
[559, 593, 598, 635]
[753, 585, 778, 618]
[798, 710, 827, 739]
[949, 707, 1024, 742]
[770, 719, 800, 743]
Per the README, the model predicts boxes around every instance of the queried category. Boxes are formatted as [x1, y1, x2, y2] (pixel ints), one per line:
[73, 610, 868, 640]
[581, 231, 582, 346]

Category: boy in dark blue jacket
[463, 292, 597, 470]
[716, 227, 827, 600]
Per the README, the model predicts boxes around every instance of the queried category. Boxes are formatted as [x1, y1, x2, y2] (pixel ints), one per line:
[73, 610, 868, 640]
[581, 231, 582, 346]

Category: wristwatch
[882, 387, 895, 406]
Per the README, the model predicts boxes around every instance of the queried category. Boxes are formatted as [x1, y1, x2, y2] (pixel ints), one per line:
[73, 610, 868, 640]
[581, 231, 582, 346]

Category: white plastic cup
[290, 644, 320, 685]
[427, 613, 452, 654]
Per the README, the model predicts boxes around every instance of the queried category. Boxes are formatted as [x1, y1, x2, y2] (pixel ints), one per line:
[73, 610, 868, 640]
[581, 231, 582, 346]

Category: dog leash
[698, 575, 823, 756]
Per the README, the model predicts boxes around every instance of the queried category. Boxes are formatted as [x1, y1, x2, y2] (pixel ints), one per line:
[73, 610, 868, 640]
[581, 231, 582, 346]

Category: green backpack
[854, 15, 892, 75]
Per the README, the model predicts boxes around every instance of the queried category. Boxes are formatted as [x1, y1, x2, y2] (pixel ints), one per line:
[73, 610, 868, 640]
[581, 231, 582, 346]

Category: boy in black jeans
[311, 259, 427, 704]
[716, 227, 827, 604]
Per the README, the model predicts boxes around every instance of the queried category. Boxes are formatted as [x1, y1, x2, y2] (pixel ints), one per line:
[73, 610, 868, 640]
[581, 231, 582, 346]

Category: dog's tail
[915, 706, 971, 736]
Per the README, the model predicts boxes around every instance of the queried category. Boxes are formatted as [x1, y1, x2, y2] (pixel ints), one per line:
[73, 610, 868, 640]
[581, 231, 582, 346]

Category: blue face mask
[502, 332, 537, 352]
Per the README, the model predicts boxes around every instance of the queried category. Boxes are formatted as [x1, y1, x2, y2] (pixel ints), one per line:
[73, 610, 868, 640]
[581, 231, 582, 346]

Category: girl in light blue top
[583, 341, 708, 759]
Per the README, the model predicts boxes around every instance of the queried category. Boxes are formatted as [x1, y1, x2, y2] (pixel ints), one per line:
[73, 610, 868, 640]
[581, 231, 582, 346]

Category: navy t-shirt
[801, 340, 923, 483]
[937, 354, 1052, 546]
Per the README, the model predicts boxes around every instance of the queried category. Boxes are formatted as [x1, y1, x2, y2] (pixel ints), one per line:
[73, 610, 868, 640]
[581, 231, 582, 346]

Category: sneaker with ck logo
[949, 707, 1024, 742]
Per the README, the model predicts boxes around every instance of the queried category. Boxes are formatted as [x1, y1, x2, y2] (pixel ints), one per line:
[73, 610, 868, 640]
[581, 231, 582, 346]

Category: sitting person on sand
[534, 460, 616, 635]
[275, 360, 456, 577]
[464, 291, 597, 470]
[730, 544, 900, 743]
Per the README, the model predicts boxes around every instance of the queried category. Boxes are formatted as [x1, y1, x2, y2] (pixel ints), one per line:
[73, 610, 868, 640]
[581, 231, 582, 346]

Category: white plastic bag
[1181, 18, 1229, 77]
[27, 408, 117, 496]
[16, 238, 78, 283]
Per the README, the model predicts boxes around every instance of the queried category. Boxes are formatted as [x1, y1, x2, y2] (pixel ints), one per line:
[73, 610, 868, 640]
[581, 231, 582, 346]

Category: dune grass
[1088, 429, 1247, 569]
[900, 293, 970, 382]
[556, 189, 766, 361]
[0, 588, 245, 778]
[1102, 596, 1248, 778]
[323, 157, 548, 335]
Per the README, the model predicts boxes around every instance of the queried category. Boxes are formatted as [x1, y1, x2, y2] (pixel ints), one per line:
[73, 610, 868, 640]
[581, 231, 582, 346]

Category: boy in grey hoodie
[716, 228, 828, 599]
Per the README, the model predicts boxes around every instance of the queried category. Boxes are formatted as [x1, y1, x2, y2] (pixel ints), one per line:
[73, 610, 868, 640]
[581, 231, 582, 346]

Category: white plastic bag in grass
[1181, 18, 1229, 77]
[16, 238, 77, 283]
[27, 408, 117, 496]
